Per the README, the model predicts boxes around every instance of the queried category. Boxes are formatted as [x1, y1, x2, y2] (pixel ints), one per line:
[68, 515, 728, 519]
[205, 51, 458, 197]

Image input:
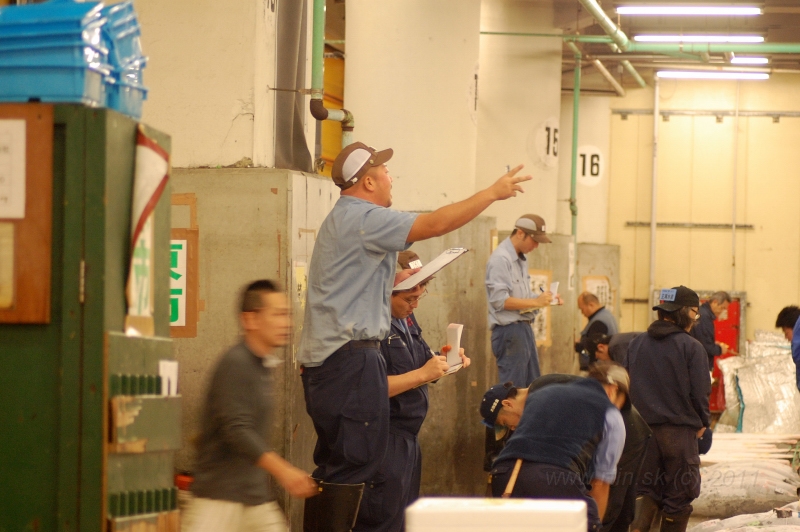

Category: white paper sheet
[159, 360, 179, 396]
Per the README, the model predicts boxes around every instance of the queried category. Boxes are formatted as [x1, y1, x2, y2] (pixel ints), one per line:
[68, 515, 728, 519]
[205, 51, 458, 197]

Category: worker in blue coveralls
[297, 141, 531, 531]
[355, 251, 471, 532]
[485, 214, 562, 388]
[776, 305, 800, 391]
[483, 363, 628, 532]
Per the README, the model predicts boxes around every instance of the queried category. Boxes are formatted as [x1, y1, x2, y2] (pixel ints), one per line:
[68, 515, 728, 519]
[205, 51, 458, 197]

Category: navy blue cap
[698, 428, 713, 455]
[480, 382, 515, 428]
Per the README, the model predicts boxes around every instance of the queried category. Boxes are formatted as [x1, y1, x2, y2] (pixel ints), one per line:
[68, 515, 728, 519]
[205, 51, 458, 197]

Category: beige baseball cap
[514, 214, 552, 243]
[331, 142, 393, 190]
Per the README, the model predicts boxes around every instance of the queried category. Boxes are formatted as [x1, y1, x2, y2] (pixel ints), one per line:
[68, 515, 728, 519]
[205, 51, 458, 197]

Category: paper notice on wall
[159, 360, 179, 396]
[169, 240, 187, 326]
[0, 222, 13, 308]
[0, 120, 26, 219]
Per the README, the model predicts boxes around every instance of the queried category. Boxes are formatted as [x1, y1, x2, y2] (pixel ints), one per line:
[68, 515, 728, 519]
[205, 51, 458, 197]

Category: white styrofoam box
[406, 497, 587, 532]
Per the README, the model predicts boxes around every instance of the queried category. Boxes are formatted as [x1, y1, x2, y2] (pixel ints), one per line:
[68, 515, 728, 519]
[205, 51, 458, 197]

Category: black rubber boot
[631, 495, 660, 532]
[660, 514, 691, 532]
[303, 481, 365, 532]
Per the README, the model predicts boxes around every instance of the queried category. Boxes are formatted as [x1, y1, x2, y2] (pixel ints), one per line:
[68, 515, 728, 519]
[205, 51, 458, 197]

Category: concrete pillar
[558, 95, 612, 244]
[343, 0, 481, 211]
[138, 0, 279, 168]
[476, 0, 563, 233]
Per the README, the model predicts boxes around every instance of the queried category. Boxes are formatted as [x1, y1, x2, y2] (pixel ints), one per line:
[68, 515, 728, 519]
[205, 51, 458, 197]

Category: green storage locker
[0, 104, 177, 532]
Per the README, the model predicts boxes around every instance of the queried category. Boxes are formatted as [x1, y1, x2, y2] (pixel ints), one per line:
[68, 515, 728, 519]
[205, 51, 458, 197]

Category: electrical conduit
[310, 0, 354, 147]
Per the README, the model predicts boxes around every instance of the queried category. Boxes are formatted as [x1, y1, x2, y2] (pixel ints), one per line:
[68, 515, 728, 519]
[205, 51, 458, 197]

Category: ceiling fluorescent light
[617, 6, 762, 16]
[730, 56, 769, 64]
[634, 35, 764, 43]
[657, 71, 769, 80]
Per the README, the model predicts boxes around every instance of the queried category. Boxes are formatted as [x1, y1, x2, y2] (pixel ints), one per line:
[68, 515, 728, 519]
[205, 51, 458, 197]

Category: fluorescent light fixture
[617, 6, 762, 16]
[634, 34, 764, 43]
[730, 56, 769, 64]
[657, 70, 769, 80]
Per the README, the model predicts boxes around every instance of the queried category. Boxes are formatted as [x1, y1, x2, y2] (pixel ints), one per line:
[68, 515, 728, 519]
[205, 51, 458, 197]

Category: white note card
[0, 120, 26, 219]
[550, 281, 560, 305]
[159, 360, 179, 396]
[446, 323, 463, 366]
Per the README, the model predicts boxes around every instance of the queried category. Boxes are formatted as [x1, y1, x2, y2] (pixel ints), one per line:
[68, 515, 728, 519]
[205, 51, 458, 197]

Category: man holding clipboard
[356, 251, 469, 532]
[485, 214, 562, 388]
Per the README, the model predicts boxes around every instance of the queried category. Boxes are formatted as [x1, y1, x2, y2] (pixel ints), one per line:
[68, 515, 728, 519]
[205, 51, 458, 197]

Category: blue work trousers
[491, 321, 540, 387]
[301, 341, 389, 484]
[354, 427, 421, 532]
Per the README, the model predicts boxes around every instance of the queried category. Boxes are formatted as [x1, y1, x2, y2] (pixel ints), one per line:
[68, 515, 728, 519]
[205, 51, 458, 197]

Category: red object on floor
[175, 473, 194, 491]
[705, 298, 742, 413]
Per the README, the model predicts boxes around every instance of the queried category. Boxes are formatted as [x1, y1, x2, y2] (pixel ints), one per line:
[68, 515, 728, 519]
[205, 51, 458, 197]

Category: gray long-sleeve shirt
[191, 342, 276, 505]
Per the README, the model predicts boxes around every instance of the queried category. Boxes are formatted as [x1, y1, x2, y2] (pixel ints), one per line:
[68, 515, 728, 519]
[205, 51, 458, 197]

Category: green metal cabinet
[0, 105, 175, 532]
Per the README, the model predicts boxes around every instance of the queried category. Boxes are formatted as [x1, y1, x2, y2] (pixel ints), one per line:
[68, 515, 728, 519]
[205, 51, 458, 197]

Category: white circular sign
[577, 145, 604, 186]
[527, 117, 560, 169]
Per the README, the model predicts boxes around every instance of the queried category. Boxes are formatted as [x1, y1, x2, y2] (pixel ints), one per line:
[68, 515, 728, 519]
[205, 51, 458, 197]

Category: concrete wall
[607, 76, 800, 335]
[476, 0, 563, 233]
[343, 0, 482, 211]
[408, 217, 498, 495]
[138, 0, 302, 168]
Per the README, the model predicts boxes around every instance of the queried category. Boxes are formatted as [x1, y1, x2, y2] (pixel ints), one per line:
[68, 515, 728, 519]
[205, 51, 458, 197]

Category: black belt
[344, 340, 380, 349]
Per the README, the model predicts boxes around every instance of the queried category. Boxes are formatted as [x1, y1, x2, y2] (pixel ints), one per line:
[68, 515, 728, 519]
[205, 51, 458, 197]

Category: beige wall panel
[742, 117, 800, 335]
[655, 230, 691, 286]
[609, 115, 643, 331]
[657, 118, 694, 221]
[633, 228, 652, 331]
[610, 78, 800, 339]
[690, 118, 734, 223]
[688, 231, 732, 290]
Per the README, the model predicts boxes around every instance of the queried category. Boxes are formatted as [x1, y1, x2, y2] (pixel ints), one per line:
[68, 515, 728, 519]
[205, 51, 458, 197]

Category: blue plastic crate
[0, 1, 103, 36]
[0, 64, 107, 106]
[0, 26, 103, 51]
[101, 0, 141, 67]
[105, 75, 146, 119]
[0, 43, 107, 67]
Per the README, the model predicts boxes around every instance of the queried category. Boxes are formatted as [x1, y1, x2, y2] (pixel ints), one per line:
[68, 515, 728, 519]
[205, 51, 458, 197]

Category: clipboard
[394, 247, 469, 292]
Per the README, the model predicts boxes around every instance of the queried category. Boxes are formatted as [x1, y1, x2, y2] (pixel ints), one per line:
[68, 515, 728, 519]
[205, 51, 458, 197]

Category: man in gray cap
[485, 214, 560, 388]
[626, 286, 710, 532]
[298, 142, 531, 530]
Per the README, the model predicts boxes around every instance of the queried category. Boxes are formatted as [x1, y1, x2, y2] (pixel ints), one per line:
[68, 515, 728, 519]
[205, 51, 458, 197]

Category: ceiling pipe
[629, 42, 800, 54]
[625, 62, 800, 75]
[566, 41, 581, 296]
[575, 0, 630, 50]
[310, 0, 354, 147]
[649, 76, 660, 311]
[481, 30, 646, 90]
[605, 44, 647, 87]
[592, 59, 626, 96]
[574, 0, 800, 56]
[480, 31, 613, 43]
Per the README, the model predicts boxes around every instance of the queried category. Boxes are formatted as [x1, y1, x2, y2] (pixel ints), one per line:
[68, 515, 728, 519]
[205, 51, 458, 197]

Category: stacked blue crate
[0, 0, 110, 106]
[102, 0, 147, 119]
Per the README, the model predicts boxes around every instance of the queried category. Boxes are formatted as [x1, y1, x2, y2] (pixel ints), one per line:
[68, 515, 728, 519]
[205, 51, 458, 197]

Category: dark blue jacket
[496, 379, 610, 480]
[690, 302, 720, 370]
[380, 313, 432, 436]
[626, 320, 710, 429]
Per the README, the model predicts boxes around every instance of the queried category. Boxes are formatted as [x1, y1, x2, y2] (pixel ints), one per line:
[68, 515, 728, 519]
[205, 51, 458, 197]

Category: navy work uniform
[297, 194, 418, 486]
[355, 314, 433, 532]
